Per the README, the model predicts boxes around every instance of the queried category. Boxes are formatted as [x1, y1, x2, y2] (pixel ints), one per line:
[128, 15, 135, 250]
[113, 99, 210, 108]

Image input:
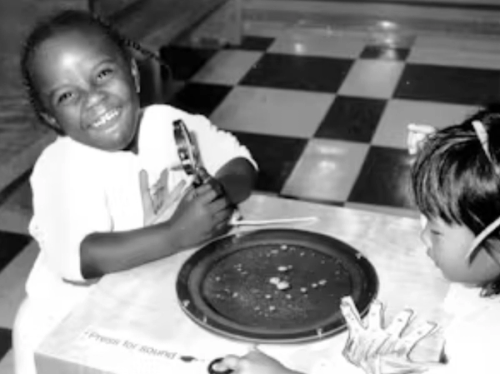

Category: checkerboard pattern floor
[1, 14, 500, 373]
[163, 29, 489, 215]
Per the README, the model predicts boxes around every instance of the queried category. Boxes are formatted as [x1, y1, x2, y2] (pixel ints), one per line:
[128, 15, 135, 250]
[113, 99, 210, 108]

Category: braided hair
[20, 9, 172, 133]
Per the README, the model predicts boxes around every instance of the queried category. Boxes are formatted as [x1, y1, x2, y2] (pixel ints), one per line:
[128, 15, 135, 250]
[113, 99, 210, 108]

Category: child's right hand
[169, 181, 233, 249]
[213, 349, 302, 374]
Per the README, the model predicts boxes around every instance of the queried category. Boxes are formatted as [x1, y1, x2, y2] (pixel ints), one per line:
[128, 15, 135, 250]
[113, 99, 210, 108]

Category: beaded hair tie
[472, 120, 492, 162]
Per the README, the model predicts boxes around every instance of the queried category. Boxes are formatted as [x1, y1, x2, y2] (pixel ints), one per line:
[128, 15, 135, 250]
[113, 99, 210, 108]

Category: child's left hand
[195, 167, 226, 197]
[196, 167, 240, 221]
[214, 348, 301, 374]
[340, 297, 438, 374]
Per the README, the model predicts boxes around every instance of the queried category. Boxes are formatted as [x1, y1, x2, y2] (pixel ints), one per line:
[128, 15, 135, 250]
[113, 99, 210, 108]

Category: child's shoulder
[142, 104, 199, 123]
[141, 104, 211, 129]
[32, 136, 101, 183]
[34, 137, 71, 170]
[139, 104, 213, 147]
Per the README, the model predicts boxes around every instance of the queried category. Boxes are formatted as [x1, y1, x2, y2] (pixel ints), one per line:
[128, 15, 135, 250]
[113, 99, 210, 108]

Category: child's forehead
[36, 27, 123, 64]
[30, 28, 127, 91]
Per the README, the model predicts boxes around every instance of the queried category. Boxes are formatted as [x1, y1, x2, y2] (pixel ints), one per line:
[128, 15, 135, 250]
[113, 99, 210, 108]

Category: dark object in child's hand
[173, 119, 227, 199]
[208, 357, 234, 374]
[173, 119, 207, 187]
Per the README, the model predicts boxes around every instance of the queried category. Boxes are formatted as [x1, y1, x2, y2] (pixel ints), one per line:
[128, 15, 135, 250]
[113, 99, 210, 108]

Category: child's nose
[85, 89, 106, 108]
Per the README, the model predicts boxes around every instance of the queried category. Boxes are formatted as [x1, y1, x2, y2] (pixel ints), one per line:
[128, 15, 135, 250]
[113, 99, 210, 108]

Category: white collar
[443, 283, 496, 318]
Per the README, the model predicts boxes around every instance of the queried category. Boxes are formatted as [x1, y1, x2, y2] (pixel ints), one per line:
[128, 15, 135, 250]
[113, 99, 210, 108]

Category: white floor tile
[338, 60, 405, 99]
[269, 32, 366, 58]
[211, 86, 334, 138]
[191, 50, 263, 85]
[372, 99, 478, 149]
[282, 139, 369, 202]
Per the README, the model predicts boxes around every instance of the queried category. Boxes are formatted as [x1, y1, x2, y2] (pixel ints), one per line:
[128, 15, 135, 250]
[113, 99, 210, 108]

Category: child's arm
[213, 157, 257, 205]
[214, 349, 303, 374]
[182, 113, 258, 205]
[80, 183, 231, 279]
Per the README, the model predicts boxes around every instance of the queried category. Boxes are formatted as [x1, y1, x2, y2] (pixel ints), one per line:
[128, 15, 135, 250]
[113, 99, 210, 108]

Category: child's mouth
[89, 108, 120, 131]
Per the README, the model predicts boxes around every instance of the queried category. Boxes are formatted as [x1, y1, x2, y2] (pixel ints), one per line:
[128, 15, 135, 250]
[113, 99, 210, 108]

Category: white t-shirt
[26, 104, 256, 314]
[310, 283, 500, 374]
[434, 283, 500, 373]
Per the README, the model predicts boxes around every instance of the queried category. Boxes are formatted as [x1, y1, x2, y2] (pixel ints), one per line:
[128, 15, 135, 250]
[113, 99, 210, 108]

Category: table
[35, 194, 450, 374]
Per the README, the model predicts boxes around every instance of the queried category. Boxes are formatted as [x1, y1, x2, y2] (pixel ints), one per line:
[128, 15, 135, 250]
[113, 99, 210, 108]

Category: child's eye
[57, 91, 74, 104]
[430, 230, 442, 237]
[97, 67, 114, 80]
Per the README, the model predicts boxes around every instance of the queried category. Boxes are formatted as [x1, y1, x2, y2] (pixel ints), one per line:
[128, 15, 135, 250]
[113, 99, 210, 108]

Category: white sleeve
[29, 152, 112, 282]
[186, 114, 258, 174]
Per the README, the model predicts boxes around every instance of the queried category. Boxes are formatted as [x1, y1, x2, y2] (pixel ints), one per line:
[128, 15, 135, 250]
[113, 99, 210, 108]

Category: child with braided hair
[13, 9, 257, 374]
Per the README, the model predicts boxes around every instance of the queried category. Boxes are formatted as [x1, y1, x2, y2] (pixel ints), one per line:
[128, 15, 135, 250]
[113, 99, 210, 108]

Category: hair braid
[93, 13, 173, 81]
[20, 23, 65, 134]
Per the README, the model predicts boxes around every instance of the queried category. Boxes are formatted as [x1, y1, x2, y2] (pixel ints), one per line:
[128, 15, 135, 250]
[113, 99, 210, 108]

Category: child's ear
[131, 59, 140, 93]
[40, 112, 63, 133]
[40, 112, 57, 126]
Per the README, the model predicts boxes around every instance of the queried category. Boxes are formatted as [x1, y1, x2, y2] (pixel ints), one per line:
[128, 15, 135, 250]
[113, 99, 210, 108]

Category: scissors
[173, 119, 211, 188]
[207, 358, 234, 374]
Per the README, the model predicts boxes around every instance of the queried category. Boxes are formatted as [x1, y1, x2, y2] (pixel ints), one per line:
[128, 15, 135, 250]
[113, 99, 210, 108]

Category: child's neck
[123, 109, 143, 154]
[124, 135, 138, 154]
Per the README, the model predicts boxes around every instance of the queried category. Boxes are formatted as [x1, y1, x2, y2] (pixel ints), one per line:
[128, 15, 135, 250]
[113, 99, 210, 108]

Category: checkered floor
[163, 29, 492, 215]
[2, 11, 500, 372]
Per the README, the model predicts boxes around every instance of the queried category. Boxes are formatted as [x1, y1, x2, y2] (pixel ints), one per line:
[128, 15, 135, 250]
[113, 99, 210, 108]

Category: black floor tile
[159, 46, 218, 81]
[0, 231, 31, 272]
[137, 57, 172, 106]
[360, 45, 409, 61]
[0, 328, 11, 360]
[226, 36, 275, 51]
[348, 146, 415, 209]
[394, 64, 500, 105]
[168, 83, 232, 117]
[314, 96, 387, 143]
[240, 53, 353, 93]
[230, 132, 307, 193]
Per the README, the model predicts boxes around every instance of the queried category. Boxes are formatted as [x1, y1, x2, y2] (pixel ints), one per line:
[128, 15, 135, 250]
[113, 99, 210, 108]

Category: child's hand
[213, 348, 301, 374]
[139, 169, 187, 225]
[169, 182, 233, 248]
[407, 124, 436, 155]
[340, 296, 438, 374]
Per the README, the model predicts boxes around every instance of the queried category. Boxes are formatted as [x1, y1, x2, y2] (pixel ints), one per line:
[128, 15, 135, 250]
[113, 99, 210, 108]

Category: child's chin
[101, 126, 138, 151]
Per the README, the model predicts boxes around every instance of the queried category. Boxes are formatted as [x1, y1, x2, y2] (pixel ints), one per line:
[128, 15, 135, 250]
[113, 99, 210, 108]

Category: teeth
[92, 110, 119, 128]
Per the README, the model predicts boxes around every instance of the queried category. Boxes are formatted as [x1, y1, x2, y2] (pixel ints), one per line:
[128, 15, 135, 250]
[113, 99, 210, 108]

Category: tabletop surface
[35, 194, 450, 374]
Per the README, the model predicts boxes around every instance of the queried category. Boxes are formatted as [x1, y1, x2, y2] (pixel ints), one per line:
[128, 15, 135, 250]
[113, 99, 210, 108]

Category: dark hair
[20, 9, 170, 133]
[411, 103, 500, 296]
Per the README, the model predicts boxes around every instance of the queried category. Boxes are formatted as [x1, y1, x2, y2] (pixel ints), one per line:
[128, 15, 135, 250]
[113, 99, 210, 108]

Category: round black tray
[176, 229, 378, 344]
